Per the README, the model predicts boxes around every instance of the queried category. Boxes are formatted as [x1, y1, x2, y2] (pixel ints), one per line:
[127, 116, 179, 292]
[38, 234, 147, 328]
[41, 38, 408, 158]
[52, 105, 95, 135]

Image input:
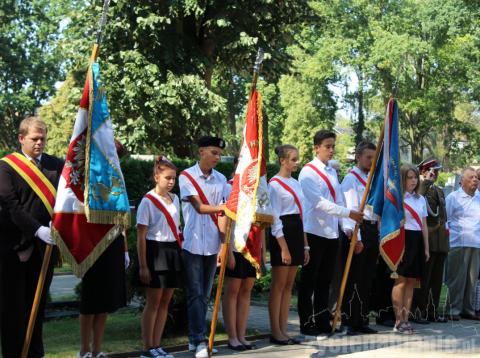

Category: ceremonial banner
[52, 62, 130, 277]
[225, 89, 273, 277]
[367, 98, 405, 275]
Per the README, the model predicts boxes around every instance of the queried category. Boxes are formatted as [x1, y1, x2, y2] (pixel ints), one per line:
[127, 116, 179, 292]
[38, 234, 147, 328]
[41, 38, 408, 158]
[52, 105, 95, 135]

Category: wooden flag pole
[207, 48, 264, 356]
[208, 218, 233, 356]
[331, 124, 385, 334]
[20, 245, 53, 358]
[21, 2, 111, 357]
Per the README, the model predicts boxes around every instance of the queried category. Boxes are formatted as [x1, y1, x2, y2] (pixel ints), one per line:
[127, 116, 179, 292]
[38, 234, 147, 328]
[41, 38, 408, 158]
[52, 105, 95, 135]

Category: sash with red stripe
[145, 193, 183, 248]
[269, 177, 303, 219]
[305, 163, 337, 202]
[404, 202, 423, 229]
[180, 170, 220, 229]
[350, 169, 367, 187]
[1, 153, 56, 216]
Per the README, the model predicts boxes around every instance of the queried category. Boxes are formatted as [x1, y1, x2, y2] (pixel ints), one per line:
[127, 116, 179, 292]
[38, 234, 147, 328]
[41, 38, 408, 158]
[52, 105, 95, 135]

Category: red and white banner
[225, 89, 273, 277]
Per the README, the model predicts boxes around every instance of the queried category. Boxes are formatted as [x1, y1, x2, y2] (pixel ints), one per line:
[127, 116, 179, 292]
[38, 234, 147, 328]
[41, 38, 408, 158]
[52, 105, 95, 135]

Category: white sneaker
[189, 342, 217, 354]
[155, 347, 174, 358]
[195, 342, 209, 358]
[77, 353, 92, 358]
[140, 348, 161, 358]
[94, 353, 107, 358]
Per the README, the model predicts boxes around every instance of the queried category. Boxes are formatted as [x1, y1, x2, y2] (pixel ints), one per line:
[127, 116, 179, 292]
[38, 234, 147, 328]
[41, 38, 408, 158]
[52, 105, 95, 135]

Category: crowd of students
[3, 117, 478, 358]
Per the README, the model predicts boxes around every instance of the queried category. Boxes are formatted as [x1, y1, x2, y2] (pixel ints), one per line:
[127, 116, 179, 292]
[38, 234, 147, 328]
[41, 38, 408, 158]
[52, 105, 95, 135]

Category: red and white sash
[404, 202, 423, 230]
[269, 177, 303, 219]
[145, 193, 183, 248]
[350, 168, 367, 187]
[305, 163, 337, 202]
[180, 170, 220, 230]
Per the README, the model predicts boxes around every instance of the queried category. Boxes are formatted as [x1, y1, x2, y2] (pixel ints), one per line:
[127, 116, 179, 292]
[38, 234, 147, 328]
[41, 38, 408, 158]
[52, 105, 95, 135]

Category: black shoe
[376, 318, 395, 327]
[460, 313, 480, 321]
[316, 325, 333, 334]
[345, 327, 359, 336]
[300, 326, 321, 336]
[356, 326, 378, 334]
[450, 314, 461, 321]
[287, 338, 302, 345]
[411, 318, 430, 324]
[227, 343, 246, 351]
[269, 336, 290, 345]
[241, 342, 257, 350]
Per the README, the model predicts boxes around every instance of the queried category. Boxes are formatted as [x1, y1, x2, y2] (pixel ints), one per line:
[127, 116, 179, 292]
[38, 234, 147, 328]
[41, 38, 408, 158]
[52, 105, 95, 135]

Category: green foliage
[0, 0, 71, 149]
[42, 0, 313, 158]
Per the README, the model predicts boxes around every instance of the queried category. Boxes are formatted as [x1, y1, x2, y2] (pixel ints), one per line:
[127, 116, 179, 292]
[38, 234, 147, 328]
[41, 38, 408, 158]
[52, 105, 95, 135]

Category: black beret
[197, 136, 226, 149]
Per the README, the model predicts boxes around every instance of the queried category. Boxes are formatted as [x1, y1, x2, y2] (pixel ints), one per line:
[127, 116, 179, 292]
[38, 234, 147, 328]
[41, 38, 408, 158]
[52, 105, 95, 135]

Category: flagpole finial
[253, 48, 264, 73]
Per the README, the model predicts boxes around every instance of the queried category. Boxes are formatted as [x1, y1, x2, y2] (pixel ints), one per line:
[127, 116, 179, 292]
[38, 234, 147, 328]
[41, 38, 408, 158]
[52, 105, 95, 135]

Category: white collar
[313, 157, 330, 171]
[460, 187, 475, 198]
[195, 162, 214, 179]
[22, 151, 42, 162]
[405, 191, 416, 199]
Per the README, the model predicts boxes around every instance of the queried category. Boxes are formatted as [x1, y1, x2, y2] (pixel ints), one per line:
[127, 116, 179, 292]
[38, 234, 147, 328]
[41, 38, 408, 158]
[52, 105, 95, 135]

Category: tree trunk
[354, 70, 365, 146]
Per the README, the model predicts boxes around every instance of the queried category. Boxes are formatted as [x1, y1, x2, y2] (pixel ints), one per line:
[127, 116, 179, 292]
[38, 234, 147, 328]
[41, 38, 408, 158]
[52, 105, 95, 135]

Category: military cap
[417, 158, 442, 171]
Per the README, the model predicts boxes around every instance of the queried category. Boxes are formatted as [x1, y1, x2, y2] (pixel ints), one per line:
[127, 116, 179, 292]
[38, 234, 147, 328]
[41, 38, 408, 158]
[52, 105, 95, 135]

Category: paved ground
[50, 274, 80, 299]
[51, 275, 480, 357]
[169, 305, 480, 357]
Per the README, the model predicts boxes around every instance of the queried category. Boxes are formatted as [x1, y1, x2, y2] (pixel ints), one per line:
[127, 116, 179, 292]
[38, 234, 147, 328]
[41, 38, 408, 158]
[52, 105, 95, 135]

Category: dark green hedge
[121, 158, 282, 206]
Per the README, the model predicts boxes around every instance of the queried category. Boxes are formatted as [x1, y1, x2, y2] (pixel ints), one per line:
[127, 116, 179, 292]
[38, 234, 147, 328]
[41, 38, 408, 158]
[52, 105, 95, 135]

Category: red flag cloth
[225, 89, 273, 277]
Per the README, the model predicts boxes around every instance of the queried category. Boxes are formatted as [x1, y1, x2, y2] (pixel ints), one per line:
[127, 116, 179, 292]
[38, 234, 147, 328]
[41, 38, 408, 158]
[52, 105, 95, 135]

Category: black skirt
[225, 251, 256, 279]
[136, 241, 183, 288]
[269, 214, 304, 266]
[397, 230, 425, 279]
[80, 235, 127, 314]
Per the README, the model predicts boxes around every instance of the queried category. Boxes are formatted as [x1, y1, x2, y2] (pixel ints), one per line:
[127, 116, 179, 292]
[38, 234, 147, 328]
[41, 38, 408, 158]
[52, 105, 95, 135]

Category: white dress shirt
[446, 188, 480, 249]
[403, 192, 428, 231]
[299, 157, 350, 239]
[136, 191, 180, 242]
[268, 175, 304, 239]
[341, 167, 375, 241]
[179, 163, 228, 255]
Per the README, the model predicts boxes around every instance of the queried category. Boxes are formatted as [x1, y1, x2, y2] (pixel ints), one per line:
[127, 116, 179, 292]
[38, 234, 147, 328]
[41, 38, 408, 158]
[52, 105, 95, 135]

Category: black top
[0, 152, 63, 254]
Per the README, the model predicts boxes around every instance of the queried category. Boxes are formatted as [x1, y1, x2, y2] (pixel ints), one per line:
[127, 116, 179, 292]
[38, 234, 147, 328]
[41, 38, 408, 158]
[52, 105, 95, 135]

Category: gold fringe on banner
[83, 206, 130, 227]
[52, 225, 123, 278]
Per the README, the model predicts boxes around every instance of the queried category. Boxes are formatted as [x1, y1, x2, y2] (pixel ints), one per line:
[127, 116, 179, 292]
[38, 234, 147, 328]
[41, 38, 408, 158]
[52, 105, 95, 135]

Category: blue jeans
[182, 250, 218, 345]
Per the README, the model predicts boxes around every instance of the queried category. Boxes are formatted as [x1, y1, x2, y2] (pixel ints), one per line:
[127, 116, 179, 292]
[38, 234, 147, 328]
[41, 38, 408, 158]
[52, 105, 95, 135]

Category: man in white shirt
[340, 141, 378, 335]
[179, 136, 227, 358]
[297, 130, 363, 335]
[445, 167, 480, 321]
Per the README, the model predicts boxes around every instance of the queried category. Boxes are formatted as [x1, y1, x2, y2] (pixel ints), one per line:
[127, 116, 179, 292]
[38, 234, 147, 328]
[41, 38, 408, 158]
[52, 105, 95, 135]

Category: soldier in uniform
[412, 158, 449, 323]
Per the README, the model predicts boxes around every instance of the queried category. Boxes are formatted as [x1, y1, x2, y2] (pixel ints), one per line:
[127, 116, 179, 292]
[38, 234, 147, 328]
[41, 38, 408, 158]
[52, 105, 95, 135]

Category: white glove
[124, 251, 130, 269]
[36, 226, 55, 245]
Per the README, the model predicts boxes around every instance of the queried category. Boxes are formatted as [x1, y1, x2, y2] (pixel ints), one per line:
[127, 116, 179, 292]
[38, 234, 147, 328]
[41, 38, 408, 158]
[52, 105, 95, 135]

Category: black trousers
[341, 223, 379, 328]
[412, 251, 447, 318]
[370, 254, 395, 322]
[0, 246, 54, 358]
[298, 234, 338, 329]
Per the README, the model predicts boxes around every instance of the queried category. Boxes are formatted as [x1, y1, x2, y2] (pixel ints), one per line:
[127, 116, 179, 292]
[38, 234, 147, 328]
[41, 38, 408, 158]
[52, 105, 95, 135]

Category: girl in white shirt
[392, 164, 429, 335]
[268, 145, 310, 344]
[136, 156, 182, 358]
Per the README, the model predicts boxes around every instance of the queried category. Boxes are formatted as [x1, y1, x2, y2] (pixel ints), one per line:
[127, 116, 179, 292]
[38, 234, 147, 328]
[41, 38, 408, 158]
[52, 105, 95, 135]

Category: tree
[0, 0, 70, 149]
[43, 0, 313, 158]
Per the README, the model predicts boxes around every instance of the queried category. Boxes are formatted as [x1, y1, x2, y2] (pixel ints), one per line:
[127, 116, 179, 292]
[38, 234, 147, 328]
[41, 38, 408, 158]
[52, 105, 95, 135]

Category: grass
[44, 309, 229, 358]
[54, 262, 73, 275]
